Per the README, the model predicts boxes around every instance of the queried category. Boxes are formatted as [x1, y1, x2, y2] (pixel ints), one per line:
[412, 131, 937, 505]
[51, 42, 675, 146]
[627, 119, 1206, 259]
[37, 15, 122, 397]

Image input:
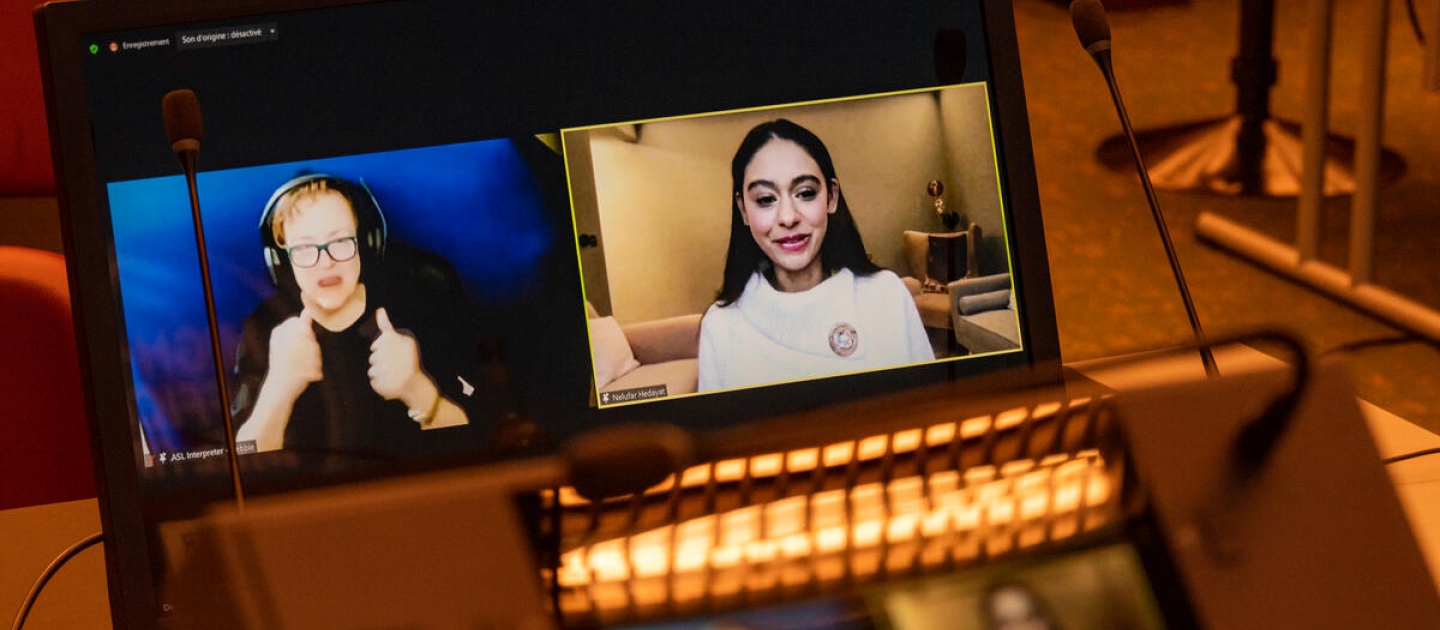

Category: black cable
[1083, 327, 1312, 476]
[1319, 332, 1435, 359]
[10, 532, 104, 630]
[1223, 330, 1311, 478]
[1384, 447, 1440, 466]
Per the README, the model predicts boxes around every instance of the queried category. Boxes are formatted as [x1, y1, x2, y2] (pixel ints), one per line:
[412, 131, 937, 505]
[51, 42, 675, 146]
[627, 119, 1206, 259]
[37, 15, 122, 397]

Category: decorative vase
[941, 211, 960, 230]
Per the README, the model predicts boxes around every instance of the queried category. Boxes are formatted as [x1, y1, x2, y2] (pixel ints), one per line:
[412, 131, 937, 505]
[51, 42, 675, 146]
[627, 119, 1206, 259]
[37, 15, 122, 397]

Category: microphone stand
[167, 89, 247, 508]
[181, 158, 246, 507]
[1072, 1, 1218, 378]
[1094, 52, 1218, 378]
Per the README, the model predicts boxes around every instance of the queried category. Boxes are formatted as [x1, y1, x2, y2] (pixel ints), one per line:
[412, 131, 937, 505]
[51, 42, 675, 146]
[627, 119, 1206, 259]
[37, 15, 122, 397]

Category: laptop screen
[36, 0, 1058, 626]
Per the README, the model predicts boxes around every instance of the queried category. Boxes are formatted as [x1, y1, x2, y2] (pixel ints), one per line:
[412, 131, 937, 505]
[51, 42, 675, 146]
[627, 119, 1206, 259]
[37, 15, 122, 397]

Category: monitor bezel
[34, 1, 1060, 627]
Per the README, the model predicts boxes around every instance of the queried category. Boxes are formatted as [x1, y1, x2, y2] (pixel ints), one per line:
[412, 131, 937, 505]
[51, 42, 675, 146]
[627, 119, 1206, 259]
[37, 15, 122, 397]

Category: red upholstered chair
[0, 246, 95, 510]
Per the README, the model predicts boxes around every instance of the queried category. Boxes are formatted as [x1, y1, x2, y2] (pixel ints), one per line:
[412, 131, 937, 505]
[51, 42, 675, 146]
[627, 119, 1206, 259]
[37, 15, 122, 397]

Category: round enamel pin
[829, 322, 858, 357]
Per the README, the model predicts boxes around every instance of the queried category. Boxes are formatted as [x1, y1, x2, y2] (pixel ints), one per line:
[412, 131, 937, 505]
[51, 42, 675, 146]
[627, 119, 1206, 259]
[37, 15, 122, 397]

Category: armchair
[949, 273, 1021, 354]
[900, 224, 982, 330]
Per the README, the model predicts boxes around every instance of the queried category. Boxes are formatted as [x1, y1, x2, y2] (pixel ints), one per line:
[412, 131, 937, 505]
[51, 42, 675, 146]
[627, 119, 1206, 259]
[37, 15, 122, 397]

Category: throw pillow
[589, 316, 641, 388]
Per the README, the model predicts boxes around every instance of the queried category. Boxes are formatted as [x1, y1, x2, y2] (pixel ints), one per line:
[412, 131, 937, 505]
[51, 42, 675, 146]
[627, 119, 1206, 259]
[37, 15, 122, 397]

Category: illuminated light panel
[714, 458, 748, 483]
[1032, 400, 1063, 420]
[822, 442, 855, 467]
[1040, 453, 1070, 467]
[787, 448, 820, 473]
[556, 453, 1115, 598]
[587, 540, 630, 582]
[648, 475, 676, 493]
[921, 510, 951, 537]
[779, 533, 812, 558]
[888, 477, 924, 509]
[852, 520, 884, 547]
[680, 464, 711, 488]
[750, 453, 784, 477]
[995, 407, 1028, 430]
[816, 526, 848, 553]
[553, 399, 1103, 506]
[1087, 474, 1111, 506]
[893, 428, 923, 453]
[766, 496, 807, 537]
[928, 470, 959, 495]
[1000, 459, 1035, 478]
[630, 528, 672, 578]
[710, 544, 743, 568]
[812, 490, 846, 528]
[551, 393, 1124, 625]
[886, 513, 919, 542]
[926, 422, 957, 446]
[719, 506, 760, 545]
[963, 465, 996, 486]
[857, 434, 890, 460]
[959, 415, 992, 439]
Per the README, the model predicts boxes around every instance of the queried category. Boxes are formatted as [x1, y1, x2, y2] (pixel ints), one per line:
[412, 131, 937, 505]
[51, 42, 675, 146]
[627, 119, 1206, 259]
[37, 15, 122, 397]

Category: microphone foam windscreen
[162, 89, 203, 146]
[1069, 0, 1112, 49]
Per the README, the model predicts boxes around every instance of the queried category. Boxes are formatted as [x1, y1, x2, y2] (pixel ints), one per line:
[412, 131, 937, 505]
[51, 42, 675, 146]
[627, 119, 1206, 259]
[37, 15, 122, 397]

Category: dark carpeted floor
[1012, 0, 1440, 433]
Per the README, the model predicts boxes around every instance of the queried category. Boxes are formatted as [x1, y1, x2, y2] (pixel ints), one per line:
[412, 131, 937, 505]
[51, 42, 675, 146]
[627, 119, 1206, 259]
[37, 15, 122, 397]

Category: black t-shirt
[283, 306, 422, 458]
[231, 269, 490, 462]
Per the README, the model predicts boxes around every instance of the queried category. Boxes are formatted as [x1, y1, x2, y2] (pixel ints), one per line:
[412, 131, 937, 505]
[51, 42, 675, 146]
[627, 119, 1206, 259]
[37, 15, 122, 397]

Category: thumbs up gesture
[368, 307, 425, 403]
[266, 309, 324, 398]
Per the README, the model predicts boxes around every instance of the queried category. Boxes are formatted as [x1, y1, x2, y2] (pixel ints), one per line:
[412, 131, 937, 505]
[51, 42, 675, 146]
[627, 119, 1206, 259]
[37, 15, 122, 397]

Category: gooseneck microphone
[1069, 0, 1218, 378]
[162, 89, 247, 507]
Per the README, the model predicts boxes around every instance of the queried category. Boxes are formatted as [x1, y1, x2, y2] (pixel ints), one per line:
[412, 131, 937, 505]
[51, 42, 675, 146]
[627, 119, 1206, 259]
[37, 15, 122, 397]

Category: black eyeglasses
[286, 236, 359, 268]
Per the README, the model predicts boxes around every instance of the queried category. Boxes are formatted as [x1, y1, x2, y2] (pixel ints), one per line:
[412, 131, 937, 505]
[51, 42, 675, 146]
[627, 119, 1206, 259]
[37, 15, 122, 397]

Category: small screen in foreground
[613, 543, 1169, 630]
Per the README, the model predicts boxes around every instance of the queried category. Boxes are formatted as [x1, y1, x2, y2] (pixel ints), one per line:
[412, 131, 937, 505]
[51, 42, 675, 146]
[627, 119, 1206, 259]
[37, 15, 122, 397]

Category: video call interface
[77, 0, 1031, 496]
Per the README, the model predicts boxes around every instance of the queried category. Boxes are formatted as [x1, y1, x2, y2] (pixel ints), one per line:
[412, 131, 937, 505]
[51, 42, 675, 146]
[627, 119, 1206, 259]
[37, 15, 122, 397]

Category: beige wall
[939, 85, 1005, 274]
[571, 84, 1004, 324]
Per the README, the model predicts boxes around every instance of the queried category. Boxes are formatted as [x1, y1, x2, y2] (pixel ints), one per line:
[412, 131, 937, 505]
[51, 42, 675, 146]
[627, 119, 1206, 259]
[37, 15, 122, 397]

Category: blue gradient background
[108, 139, 554, 453]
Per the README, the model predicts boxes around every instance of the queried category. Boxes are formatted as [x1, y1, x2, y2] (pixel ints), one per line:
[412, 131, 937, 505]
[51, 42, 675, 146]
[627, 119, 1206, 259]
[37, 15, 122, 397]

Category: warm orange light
[715, 458, 747, 483]
[815, 526, 848, 552]
[766, 496, 806, 537]
[555, 448, 1118, 617]
[893, 428, 923, 453]
[787, 448, 820, 473]
[1032, 400, 1063, 420]
[822, 441, 855, 467]
[926, 422, 957, 446]
[959, 415, 992, 439]
[852, 519, 883, 547]
[995, 407, 1028, 430]
[631, 528, 672, 578]
[857, 434, 890, 461]
[681, 464, 711, 487]
[750, 453, 784, 478]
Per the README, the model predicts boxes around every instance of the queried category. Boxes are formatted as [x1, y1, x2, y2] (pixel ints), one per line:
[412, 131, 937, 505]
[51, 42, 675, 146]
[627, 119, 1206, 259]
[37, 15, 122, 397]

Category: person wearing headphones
[232, 175, 477, 457]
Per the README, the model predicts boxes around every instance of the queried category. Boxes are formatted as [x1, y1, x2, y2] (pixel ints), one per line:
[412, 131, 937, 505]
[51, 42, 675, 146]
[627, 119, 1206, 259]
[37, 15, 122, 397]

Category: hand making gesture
[368, 307, 438, 419]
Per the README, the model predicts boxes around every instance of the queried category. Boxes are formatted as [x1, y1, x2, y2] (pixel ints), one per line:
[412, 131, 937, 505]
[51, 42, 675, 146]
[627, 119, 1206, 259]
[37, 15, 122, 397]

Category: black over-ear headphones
[258, 174, 389, 287]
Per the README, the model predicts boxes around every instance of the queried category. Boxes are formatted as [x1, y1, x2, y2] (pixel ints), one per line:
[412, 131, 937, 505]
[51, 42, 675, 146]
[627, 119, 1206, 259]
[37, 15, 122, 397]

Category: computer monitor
[34, 0, 1060, 627]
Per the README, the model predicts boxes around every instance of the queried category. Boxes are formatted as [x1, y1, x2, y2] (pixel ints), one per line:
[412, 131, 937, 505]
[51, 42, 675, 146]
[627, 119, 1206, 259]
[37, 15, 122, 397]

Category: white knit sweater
[697, 268, 934, 392]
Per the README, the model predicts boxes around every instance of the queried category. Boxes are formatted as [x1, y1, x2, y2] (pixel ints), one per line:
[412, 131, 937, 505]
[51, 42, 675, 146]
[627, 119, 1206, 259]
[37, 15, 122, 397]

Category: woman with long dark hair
[697, 119, 932, 391]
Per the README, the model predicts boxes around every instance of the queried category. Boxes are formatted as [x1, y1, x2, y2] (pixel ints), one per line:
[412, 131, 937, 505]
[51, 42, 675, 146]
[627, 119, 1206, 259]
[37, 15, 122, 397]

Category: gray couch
[949, 273, 1021, 354]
